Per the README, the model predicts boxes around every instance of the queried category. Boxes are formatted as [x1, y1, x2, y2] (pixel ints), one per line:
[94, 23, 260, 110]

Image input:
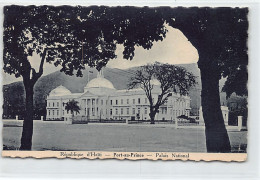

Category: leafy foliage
[3, 6, 169, 79]
[3, 6, 248, 151]
[65, 99, 80, 116]
[166, 7, 248, 98]
[128, 62, 196, 123]
[128, 62, 196, 107]
[4, 6, 248, 98]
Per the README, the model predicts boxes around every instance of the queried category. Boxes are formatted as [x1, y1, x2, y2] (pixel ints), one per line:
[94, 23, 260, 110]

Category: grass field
[2, 120, 247, 152]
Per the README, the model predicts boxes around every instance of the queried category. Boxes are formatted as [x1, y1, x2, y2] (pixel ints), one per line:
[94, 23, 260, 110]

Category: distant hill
[2, 63, 228, 118]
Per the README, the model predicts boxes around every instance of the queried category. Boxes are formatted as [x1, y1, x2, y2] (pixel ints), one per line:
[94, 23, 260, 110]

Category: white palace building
[46, 70, 191, 121]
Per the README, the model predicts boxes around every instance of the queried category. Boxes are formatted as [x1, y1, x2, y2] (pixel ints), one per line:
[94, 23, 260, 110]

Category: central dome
[84, 69, 115, 90]
[86, 77, 115, 89]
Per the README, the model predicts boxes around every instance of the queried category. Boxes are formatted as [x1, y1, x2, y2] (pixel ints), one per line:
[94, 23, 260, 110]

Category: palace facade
[46, 70, 191, 121]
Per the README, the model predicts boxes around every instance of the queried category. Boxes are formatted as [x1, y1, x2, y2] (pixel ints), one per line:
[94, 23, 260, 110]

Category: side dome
[85, 77, 115, 89]
[49, 85, 71, 96]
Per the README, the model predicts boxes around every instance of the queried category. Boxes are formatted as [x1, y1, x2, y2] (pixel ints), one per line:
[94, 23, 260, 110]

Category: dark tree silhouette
[164, 7, 248, 152]
[4, 6, 248, 152]
[128, 62, 196, 124]
[3, 6, 168, 150]
[3, 6, 118, 150]
[65, 99, 80, 118]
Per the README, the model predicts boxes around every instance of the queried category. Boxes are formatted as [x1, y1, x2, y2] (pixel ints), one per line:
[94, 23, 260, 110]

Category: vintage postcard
[2, 5, 248, 161]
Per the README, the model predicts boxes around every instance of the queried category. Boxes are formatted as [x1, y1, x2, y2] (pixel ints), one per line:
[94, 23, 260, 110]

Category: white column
[94, 98, 96, 117]
[41, 116, 44, 121]
[16, 115, 18, 121]
[238, 116, 243, 131]
[90, 98, 92, 118]
[84, 99, 88, 116]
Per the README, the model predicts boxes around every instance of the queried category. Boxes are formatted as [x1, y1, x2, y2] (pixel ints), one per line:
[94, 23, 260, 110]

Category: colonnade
[83, 97, 98, 118]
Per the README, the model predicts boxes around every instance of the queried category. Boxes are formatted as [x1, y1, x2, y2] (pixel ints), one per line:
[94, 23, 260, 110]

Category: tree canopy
[4, 6, 248, 99]
[128, 62, 196, 124]
[65, 99, 80, 116]
[3, 5, 248, 152]
[128, 62, 196, 105]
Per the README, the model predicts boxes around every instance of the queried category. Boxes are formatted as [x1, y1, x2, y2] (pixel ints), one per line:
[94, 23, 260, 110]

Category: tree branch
[38, 48, 48, 76]
[31, 48, 49, 85]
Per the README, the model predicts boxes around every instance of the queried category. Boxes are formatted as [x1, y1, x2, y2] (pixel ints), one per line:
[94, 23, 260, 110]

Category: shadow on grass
[3, 144, 19, 150]
[231, 144, 247, 153]
[3, 125, 23, 127]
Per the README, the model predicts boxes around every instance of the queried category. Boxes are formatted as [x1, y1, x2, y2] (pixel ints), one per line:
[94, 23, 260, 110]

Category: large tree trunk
[199, 59, 231, 152]
[150, 114, 155, 124]
[20, 83, 34, 150]
[149, 106, 156, 124]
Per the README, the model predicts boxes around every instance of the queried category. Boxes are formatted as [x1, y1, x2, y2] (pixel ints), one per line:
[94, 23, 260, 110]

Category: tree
[65, 99, 80, 118]
[164, 7, 248, 152]
[3, 6, 118, 150]
[4, 5, 168, 150]
[128, 62, 196, 124]
[4, 6, 248, 152]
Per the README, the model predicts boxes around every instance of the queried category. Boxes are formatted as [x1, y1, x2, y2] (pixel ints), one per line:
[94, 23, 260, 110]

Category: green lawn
[2, 120, 247, 152]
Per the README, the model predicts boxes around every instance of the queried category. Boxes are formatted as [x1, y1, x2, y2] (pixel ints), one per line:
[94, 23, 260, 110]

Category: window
[133, 99, 135, 104]
[57, 102, 59, 107]
[138, 108, 140, 114]
[110, 100, 113, 105]
[127, 108, 129, 115]
[57, 110, 59, 116]
[121, 99, 123, 104]
[127, 99, 129, 104]
[49, 110, 51, 116]
[145, 98, 147, 104]
[53, 110, 55, 115]
[121, 108, 123, 115]
[145, 108, 147, 115]
[63, 110, 64, 115]
[101, 100, 103, 105]
[53, 102, 55, 107]
[138, 98, 141, 104]
[110, 109, 113, 115]
[116, 108, 118, 115]
[132, 108, 135, 115]
[49, 102, 50, 107]
[116, 100, 118, 105]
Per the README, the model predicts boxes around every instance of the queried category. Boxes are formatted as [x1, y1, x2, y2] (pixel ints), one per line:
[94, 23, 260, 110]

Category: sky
[107, 26, 199, 69]
[3, 26, 199, 84]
